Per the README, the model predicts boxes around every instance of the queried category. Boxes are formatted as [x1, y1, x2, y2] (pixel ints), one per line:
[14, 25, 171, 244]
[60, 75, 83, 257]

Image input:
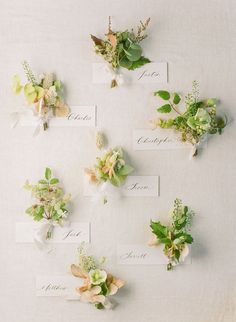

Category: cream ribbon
[10, 107, 33, 128]
[34, 219, 70, 250]
[104, 65, 124, 86]
[33, 98, 52, 136]
[91, 181, 121, 205]
[11, 98, 52, 136]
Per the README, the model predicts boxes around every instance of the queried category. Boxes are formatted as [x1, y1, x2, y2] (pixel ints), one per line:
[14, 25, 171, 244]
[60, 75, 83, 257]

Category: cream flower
[89, 269, 107, 285]
[148, 233, 159, 246]
[80, 286, 105, 305]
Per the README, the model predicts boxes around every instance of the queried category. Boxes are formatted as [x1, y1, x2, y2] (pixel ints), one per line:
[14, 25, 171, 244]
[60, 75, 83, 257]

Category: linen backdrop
[0, 0, 236, 321]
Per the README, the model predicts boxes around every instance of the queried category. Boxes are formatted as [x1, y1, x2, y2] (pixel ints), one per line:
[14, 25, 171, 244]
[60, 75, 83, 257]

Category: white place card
[36, 275, 80, 297]
[117, 244, 191, 265]
[92, 62, 168, 84]
[19, 105, 97, 127]
[15, 222, 90, 243]
[133, 129, 207, 150]
[84, 176, 159, 197]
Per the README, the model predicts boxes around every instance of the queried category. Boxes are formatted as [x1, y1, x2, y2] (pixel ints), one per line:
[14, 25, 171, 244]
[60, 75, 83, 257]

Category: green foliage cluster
[91, 18, 151, 86]
[150, 199, 194, 270]
[13, 61, 63, 105]
[95, 147, 134, 187]
[154, 81, 227, 154]
[24, 168, 70, 223]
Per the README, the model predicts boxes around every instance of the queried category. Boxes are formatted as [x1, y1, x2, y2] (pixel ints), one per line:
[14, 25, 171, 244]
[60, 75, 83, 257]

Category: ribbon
[11, 98, 52, 136]
[10, 107, 33, 128]
[34, 219, 70, 250]
[91, 181, 121, 205]
[104, 65, 124, 87]
[33, 98, 52, 136]
[189, 135, 207, 160]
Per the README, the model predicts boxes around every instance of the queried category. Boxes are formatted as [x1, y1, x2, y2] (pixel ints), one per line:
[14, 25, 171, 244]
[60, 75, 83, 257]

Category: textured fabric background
[0, 0, 236, 321]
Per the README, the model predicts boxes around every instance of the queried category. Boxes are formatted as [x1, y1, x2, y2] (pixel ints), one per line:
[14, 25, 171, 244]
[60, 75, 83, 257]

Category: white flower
[89, 269, 107, 285]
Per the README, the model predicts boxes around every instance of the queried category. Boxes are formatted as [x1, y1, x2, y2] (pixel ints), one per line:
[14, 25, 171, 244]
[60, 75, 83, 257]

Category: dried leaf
[91, 34, 103, 46]
[107, 32, 117, 48]
[71, 264, 86, 278]
[55, 101, 70, 117]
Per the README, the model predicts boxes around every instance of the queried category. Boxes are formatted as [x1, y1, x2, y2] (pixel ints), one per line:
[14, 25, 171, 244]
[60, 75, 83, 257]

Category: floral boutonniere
[91, 17, 151, 88]
[71, 245, 125, 309]
[85, 147, 134, 203]
[152, 81, 227, 157]
[24, 168, 71, 246]
[12, 61, 69, 132]
[149, 199, 194, 270]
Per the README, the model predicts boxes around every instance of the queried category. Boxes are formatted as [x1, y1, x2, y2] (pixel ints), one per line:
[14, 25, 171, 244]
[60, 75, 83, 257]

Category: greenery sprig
[71, 245, 125, 309]
[152, 81, 227, 156]
[91, 17, 151, 87]
[24, 168, 71, 239]
[12, 61, 69, 131]
[150, 199, 194, 270]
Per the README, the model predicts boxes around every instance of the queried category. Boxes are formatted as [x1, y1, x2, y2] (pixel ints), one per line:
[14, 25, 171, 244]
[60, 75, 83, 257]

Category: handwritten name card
[19, 106, 97, 127]
[117, 244, 191, 265]
[36, 275, 80, 297]
[92, 62, 168, 84]
[133, 129, 207, 150]
[84, 176, 159, 197]
[15, 222, 90, 243]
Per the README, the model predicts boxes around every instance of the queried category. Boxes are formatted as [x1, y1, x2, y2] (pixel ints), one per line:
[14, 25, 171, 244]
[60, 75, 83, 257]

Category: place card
[19, 105, 97, 127]
[117, 244, 191, 265]
[92, 62, 168, 84]
[36, 275, 80, 297]
[133, 129, 207, 150]
[15, 222, 90, 243]
[84, 176, 159, 197]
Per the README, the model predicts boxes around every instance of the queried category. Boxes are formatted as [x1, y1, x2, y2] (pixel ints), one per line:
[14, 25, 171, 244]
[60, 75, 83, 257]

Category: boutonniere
[24, 168, 71, 247]
[85, 147, 134, 203]
[149, 199, 194, 270]
[91, 17, 151, 88]
[71, 245, 125, 309]
[152, 81, 227, 157]
[12, 61, 70, 132]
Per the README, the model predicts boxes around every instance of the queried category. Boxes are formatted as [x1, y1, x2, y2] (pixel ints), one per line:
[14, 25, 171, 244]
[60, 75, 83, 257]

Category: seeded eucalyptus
[149, 199, 194, 270]
[152, 81, 227, 156]
[91, 17, 151, 87]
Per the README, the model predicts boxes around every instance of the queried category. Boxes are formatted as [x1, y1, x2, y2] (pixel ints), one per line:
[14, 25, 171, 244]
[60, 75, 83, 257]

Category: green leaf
[45, 168, 52, 180]
[157, 104, 171, 113]
[128, 56, 150, 70]
[100, 282, 109, 296]
[119, 56, 132, 69]
[124, 47, 142, 62]
[24, 83, 37, 103]
[50, 178, 59, 185]
[206, 98, 217, 107]
[38, 180, 48, 184]
[159, 238, 172, 245]
[216, 116, 226, 129]
[54, 80, 62, 92]
[173, 93, 181, 105]
[35, 86, 44, 99]
[12, 75, 22, 95]
[154, 90, 170, 100]
[174, 249, 180, 261]
[150, 220, 168, 240]
[33, 206, 44, 221]
[118, 165, 134, 176]
[183, 233, 194, 244]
